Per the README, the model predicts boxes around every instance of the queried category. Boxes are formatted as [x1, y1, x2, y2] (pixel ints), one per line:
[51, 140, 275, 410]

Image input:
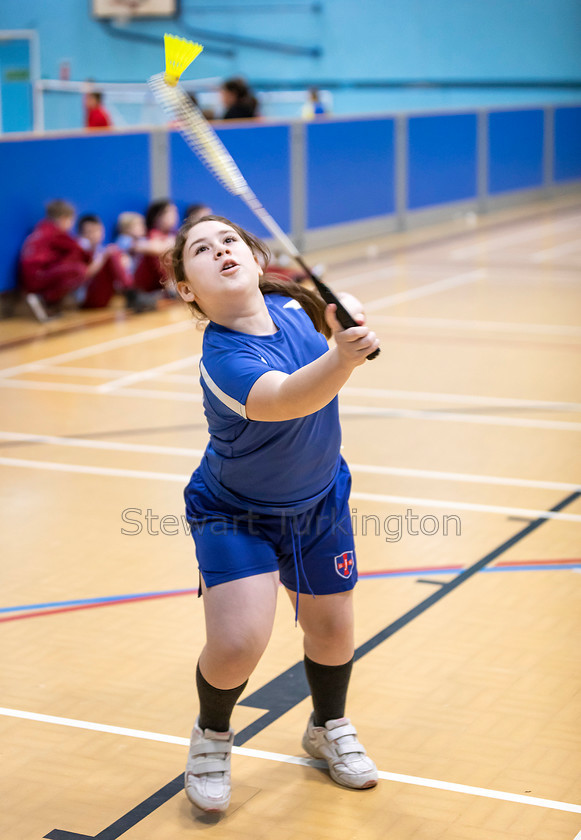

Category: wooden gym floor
[1, 193, 580, 840]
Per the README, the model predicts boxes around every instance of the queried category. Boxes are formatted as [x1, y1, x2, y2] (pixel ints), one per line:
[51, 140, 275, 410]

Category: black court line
[44, 489, 580, 840]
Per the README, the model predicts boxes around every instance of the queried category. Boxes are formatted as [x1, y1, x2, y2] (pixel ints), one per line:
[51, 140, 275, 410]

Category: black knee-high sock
[304, 655, 354, 727]
[196, 662, 248, 732]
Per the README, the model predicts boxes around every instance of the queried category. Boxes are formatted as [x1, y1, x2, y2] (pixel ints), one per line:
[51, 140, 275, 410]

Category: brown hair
[46, 199, 75, 221]
[162, 215, 331, 338]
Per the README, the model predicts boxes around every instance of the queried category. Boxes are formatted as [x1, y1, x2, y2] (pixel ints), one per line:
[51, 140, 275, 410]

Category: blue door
[0, 38, 33, 133]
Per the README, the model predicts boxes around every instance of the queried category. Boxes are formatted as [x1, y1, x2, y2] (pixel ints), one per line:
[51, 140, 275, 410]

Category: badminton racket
[149, 35, 379, 360]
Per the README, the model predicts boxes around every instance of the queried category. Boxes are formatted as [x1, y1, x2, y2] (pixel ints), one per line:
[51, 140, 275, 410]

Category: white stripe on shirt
[199, 359, 248, 419]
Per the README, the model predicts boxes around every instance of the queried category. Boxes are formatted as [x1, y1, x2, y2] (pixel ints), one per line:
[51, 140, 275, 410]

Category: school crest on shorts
[334, 551, 354, 579]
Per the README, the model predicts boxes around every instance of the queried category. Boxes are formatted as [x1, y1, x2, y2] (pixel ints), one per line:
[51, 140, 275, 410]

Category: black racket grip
[296, 257, 380, 361]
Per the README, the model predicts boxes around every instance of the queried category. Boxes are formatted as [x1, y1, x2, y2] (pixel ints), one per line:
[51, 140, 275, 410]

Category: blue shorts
[184, 459, 357, 595]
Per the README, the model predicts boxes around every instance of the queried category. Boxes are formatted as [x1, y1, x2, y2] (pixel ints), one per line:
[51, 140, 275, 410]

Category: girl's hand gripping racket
[150, 34, 379, 360]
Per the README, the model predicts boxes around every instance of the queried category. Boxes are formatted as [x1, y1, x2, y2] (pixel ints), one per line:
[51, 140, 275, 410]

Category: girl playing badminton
[166, 215, 380, 812]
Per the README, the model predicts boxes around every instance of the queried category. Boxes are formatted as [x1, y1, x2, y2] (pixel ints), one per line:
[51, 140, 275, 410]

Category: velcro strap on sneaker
[188, 757, 229, 774]
[327, 723, 357, 741]
[335, 739, 365, 757]
[190, 739, 232, 758]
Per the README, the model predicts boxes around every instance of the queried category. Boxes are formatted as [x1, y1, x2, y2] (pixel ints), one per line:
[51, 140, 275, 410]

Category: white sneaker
[25, 293, 49, 322]
[302, 713, 378, 789]
[184, 718, 234, 812]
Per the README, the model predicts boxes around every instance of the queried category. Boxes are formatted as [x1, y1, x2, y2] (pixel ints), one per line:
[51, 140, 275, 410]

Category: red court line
[2, 560, 578, 625]
[0, 589, 197, 624]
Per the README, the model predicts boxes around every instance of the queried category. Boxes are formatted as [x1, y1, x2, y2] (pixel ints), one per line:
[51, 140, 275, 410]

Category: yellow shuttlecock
[164, 34, 203, 86]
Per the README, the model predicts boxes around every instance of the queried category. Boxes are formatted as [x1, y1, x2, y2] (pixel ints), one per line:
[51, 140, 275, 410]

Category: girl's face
[157, 203, 179, 233]
[177, 219, 263, 317]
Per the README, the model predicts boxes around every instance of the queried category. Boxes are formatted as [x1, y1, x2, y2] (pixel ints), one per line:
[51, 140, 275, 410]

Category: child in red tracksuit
[20, 200, 128, 319]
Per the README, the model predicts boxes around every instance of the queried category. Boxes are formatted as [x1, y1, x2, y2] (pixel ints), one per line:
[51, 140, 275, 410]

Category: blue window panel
[170, 123, 291, 238]
[554, 106, 581, 182]
[488, 109, 544, 194]
[306, 119, 395, 228]
[408, 113, 477, 209]
[0, 133, 150, 292]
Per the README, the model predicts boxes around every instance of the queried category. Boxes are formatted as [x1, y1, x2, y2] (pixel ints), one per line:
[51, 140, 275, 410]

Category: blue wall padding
[488, 109, 545, 194]
[408, 113, 478, 209]
[554, 106, 581, 182]
[170, 123, 291, 239]
[0, 132, 150, 293]
[306, 118, 395, 228]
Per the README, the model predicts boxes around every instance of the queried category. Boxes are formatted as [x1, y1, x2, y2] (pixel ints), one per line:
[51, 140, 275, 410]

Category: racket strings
[148, 74, 247, 197]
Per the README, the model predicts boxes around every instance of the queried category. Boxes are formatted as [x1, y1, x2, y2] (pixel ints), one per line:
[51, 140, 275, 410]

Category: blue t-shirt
[189, 293, 342, 513]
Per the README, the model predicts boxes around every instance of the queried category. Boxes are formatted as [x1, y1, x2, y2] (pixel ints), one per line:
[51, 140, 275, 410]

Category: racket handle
[294, 257, 380, 361]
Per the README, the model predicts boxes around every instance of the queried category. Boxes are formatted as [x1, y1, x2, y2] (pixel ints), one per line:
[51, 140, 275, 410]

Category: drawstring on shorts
[289, 516, 315, 625]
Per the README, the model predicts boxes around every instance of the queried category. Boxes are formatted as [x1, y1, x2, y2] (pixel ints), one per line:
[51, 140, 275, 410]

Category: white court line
[349, 491, 581, 522]
[531, 238, 581, 263]
[13, 367, 581, 411]
[1, 432, 578, 493]
[23, 364, 200, 386]
[340, 405, 581, 432]
[348, 462, 581, 493]
[0, 431, 205, 458]
[97, 354, 201, 393]
[367, 315, 581, 338]
[0, 457, 188, 483]
[449, 215, 581, 259]
[330, 263, 448, 292]
[0, 378, 202, 404]
[0, 320, 193, 379]
[0, 707, 579, 814]
[341, 386, 581, 413]
[1, 457, 579, 521]
[1, 379, 579, 431]
[363, 269, 485, 312]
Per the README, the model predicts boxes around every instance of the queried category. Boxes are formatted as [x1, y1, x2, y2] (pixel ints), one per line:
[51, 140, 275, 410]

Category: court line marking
[96, 354, 201, 393]
[531, 238, 581, 263]
[341, 386, 581, 412]
[0, 706, 578, 814]
[10, 367, 581, 412]
[365, 315, 581, 337]
[1, 456, 580, 521]
[363, 269, 485, 312]
[2, 562, 579, 619]
[21, 364, 200, 385]
[330, 263, 454, 291]
[0, 431, 578, 492]
[0, 320, 193, 379]
[0, 431, 205, 458]
[0, 378, 203, 403]
[449, 215, 581, 259]
[2, 379, 578, 431]
[349, 491, 581, 522]
[340, 405, 581, 432]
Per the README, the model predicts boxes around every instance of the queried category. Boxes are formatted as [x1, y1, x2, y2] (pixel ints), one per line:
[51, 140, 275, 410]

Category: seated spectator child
[184, 203, 212, 225]
[20, 200, 92, 320]
[133, 200, 178, 293]
[114, 211, 161, 313]
[76, 213, 130, 309]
